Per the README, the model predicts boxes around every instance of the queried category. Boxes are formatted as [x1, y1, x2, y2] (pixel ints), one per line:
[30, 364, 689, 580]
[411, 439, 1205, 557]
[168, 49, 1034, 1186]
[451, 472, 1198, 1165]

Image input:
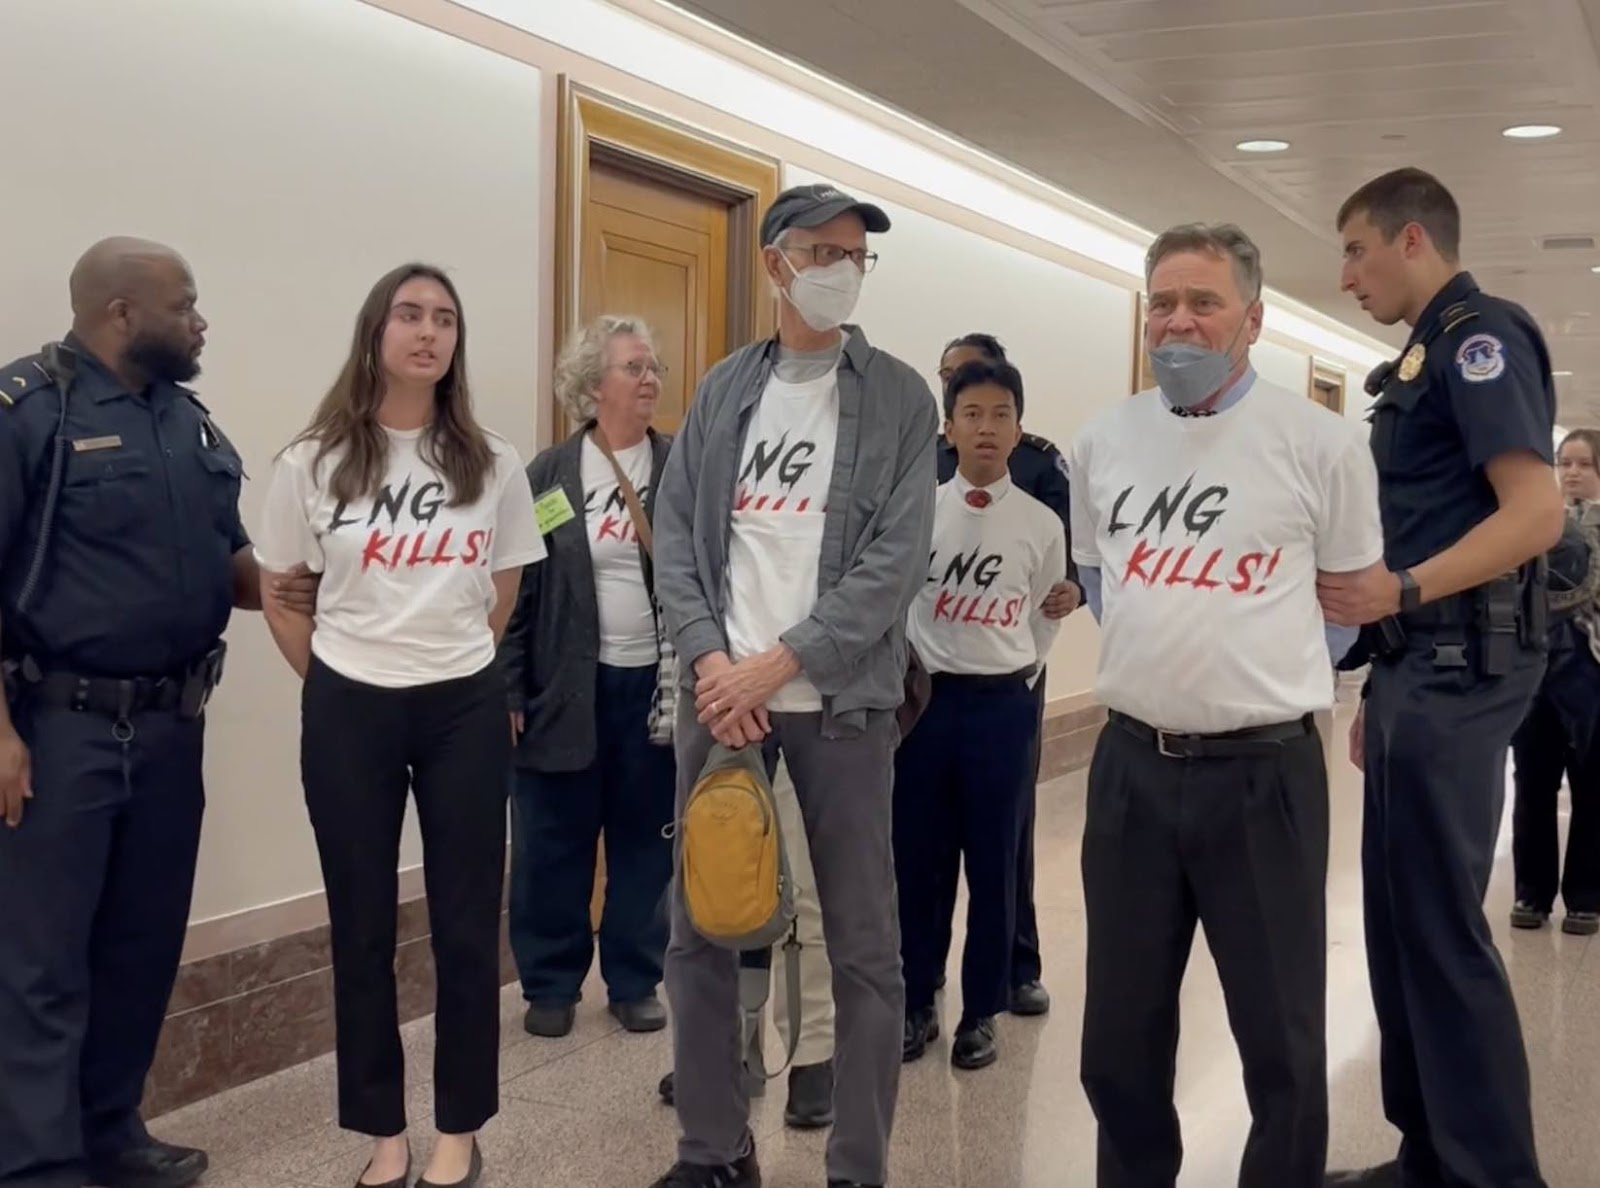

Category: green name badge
[533, 486, 577, 534]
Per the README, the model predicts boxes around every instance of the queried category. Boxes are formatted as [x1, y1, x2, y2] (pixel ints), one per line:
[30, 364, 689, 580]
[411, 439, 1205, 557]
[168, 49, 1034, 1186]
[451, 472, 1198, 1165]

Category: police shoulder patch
[1021, 431, 1060, 455]
[1455, 333, 1506, 384]
[0, 355, 54, 409]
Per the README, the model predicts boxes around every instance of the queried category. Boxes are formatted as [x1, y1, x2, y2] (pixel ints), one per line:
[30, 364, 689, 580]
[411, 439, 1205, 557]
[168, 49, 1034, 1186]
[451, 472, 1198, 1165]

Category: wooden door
[580, 161, 731, 435]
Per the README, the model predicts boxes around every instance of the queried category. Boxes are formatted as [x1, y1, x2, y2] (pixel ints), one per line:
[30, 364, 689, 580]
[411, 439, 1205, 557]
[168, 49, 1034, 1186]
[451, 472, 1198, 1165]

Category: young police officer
[933, 334, 1079, 1017]
[0, 239, 316, 1188]
[1322, 169, 1563, 1188]
[897, 357, 1066, 1072]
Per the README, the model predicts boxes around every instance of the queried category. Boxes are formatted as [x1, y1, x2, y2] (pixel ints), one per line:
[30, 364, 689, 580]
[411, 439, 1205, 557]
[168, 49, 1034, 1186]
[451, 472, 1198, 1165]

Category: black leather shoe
[1324, 1163, 1402, 1186]
[648, 1148, 761, 1187]
[523, 1001, 576, 1037]
[90, 1142, 209, 1188]
[784, 1059, 833, 1129]
[354, 1141, 410, 1188]
[901, 1007, 939, 1062]
[658, 1070, 675, 1105]
[611, 994, 668, 1032]
[1009, 980, 1051, 1016]
[951, 1017, 997, 1070]
[416, 1140, 481, 1188]
[827, 1181, 883, 1187]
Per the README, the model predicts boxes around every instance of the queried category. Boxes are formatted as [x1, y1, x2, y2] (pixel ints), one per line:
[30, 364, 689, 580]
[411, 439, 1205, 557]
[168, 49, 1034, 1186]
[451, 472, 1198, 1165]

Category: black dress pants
[1080, 711, 1329, 1188]
[301, 656, 510, 1138]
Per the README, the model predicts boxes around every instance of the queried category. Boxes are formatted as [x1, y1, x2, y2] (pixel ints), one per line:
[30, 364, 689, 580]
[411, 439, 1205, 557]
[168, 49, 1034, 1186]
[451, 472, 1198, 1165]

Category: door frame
[553, 78, 782, 442]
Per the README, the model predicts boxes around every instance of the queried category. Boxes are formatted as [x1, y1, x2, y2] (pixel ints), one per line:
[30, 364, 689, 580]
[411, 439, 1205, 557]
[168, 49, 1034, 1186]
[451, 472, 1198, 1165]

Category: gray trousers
[666, 703, 903, 1184]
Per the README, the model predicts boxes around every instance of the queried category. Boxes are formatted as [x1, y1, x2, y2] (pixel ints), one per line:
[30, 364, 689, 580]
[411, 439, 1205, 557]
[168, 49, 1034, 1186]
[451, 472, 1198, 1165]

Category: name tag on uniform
[533, 486, 576, 534]
[71, 435, 123, 453]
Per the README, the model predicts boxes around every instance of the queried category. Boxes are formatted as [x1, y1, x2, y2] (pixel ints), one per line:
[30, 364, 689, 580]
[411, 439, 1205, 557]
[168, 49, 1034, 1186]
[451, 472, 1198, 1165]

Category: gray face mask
[1149, 323, 1248, 409]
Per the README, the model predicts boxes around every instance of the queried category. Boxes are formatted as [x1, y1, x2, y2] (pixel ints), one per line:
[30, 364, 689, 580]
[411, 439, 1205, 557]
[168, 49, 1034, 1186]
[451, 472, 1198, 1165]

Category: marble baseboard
[147, 700, 1106, 1120]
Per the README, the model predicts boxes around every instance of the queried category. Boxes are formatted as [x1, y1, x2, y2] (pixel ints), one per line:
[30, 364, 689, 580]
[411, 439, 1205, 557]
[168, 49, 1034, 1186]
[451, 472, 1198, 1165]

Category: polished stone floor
[151, 695, 1600, 1187]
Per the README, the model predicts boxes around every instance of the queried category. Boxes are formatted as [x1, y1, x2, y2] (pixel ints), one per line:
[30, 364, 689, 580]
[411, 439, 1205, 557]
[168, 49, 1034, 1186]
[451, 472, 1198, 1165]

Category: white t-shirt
[254, 426, 546, 689]
[1068, 379, 1383, 733]
[724, 369, 840, 712]
[909, 473, 1067, 677]
[581, 435, 658, 668]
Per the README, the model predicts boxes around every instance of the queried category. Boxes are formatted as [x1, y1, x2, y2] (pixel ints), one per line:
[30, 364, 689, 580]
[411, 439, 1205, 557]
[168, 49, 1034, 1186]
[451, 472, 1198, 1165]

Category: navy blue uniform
[0, 339, 246, 1188]
[1360, 272, 1551, 1188]
[935, 432, 1073, 990]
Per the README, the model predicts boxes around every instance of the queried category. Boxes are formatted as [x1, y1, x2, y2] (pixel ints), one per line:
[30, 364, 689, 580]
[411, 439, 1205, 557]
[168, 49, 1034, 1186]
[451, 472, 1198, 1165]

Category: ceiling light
[1235, 138, 1290, 153]
[1503, 124, 1562, 139]
[1590, 266, 1600, 274]
[1555, 370, 1574, 377]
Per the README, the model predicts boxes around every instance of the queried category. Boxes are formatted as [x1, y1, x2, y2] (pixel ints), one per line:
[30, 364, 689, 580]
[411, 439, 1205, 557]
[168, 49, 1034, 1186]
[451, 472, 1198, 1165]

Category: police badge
[1396, 343, 1425, 383]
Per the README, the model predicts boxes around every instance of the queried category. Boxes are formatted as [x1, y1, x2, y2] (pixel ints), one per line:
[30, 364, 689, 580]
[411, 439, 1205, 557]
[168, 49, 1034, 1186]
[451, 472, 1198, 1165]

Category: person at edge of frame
[0, 238, 317, 1188]
[931, 332, 1081, 1020]
[1321, 167, 1564, 1188]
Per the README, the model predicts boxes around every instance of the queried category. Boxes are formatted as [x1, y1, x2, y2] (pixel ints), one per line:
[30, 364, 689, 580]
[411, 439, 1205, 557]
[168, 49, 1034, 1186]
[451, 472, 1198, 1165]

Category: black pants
[1013, 667, 1047, 984]
[507, 663, 675, 1005]
[301, 657, 509, 1138]
[0, 703, 205, 1188]
[1511, 629, 1600, 914]
[1080, 711, 1328, 1188]
[1363, 643, 1546, 1188]
[894, 673, 1036, 1022]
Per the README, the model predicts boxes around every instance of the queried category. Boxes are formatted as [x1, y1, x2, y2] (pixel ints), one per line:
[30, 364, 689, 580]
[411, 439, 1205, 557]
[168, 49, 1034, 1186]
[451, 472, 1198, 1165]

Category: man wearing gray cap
[649, 183, 938, 1188]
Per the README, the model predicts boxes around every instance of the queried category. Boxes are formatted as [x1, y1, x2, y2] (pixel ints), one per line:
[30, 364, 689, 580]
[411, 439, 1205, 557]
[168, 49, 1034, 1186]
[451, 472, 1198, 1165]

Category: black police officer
[0, 238, 316, 1188]
[932, 333, 1081, 1018]
[1320, 171, 1563, 1188]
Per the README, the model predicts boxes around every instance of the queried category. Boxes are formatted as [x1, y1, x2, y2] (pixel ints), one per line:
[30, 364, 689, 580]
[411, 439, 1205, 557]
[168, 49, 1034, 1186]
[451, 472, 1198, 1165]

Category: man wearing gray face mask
[649, 183, 938, 1188]
[1065, 223, 1385, 1188]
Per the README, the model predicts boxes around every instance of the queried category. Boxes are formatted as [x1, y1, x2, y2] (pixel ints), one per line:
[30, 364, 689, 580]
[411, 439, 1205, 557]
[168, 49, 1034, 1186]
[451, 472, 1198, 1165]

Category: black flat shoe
[355, 1143, 411, 1188]
[658, 1070, 675, 1105]
[1509, 900, 1549, 929]
[417, 1141, 481, 1188]
[902, 1007, 939, 1063]
[611, 994, 668, 1033]
[524, 1001, 576, 1037]
[951, 1017, 997, 1071]
[783, 1059, 834, 1129]
[1324, 1163, 1402, 1187]
[1009, 980, 1051, 1017]
[1563, 910, 1599, 935]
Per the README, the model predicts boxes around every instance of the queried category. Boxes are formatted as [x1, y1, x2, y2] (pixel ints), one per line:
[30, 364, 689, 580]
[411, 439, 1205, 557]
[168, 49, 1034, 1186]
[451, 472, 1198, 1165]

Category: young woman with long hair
[254, 264, 544, 1188]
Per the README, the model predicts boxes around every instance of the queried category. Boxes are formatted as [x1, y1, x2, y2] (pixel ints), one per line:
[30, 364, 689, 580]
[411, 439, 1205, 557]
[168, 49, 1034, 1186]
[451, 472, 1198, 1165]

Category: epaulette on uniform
[1021, 432, 1061, 456]
[1440, 300, 1482, 337]
[0, 354, 56, 410]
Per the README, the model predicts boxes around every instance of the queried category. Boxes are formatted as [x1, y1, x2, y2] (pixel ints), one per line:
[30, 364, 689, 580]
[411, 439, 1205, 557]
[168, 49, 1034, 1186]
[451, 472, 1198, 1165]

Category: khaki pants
[770, 757, 835, 1066]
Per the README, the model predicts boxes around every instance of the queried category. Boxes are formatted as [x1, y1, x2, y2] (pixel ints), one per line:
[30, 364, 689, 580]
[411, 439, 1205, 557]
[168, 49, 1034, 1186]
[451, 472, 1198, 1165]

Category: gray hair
[1144, 222, 1263, 303]
[553, 315, 655, 422]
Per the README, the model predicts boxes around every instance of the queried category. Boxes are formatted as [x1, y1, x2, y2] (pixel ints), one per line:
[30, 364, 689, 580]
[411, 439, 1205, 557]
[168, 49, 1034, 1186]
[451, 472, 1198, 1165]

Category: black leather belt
[930, 668, 1034, 692]
[4, 645, 227, 723]
[1108, 709, 1313, 760]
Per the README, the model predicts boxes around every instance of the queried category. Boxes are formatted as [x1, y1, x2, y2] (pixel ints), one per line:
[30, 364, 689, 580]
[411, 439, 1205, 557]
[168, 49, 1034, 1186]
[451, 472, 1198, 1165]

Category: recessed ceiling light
[1555, 370, 1575, 377]
[1503, 124, 1562, 139]
[1235, 138, 1290, 153]
[1590, 266, 1600, 274]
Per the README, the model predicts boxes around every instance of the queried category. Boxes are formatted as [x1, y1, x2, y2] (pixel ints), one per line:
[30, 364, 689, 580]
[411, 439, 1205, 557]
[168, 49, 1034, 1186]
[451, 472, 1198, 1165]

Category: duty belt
[1109, 709, 1313, 760]
[2, 644, 227, 725]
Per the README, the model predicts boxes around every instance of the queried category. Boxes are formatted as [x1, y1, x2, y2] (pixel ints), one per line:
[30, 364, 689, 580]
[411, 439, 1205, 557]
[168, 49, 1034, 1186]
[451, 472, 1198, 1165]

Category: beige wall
[2, 0, 1392, 942]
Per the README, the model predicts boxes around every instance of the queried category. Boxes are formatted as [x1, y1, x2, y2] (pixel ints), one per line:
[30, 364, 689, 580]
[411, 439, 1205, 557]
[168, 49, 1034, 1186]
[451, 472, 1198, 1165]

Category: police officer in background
[933, 333, 1081, 1018]
[1319, 170, 1563, 1188]
[0, 238, 317, 1188]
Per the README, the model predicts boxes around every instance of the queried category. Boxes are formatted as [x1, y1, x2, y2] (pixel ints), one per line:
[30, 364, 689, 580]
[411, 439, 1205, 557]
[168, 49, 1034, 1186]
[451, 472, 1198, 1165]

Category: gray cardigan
[499, 424, 673, 772]
[652, 325, 938, 738]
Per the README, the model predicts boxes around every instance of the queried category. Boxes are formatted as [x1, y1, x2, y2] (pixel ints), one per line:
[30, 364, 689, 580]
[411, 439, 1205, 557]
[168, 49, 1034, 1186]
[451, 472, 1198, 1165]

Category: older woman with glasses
[500, 315, 677, 1038]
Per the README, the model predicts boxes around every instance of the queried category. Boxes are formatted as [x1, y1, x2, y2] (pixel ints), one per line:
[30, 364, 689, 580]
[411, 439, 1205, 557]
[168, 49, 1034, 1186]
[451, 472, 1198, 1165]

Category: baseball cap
[760, 183, 892, 247]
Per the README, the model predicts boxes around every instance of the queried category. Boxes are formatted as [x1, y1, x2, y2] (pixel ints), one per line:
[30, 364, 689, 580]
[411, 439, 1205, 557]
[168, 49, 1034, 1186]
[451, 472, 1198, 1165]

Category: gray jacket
[500, 425, 673, 772]
[652, 325, 938, 737]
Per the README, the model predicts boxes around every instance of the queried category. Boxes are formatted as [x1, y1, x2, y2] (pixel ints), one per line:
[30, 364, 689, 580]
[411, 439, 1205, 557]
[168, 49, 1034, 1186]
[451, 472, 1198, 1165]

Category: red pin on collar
[965, 489, 992, 509]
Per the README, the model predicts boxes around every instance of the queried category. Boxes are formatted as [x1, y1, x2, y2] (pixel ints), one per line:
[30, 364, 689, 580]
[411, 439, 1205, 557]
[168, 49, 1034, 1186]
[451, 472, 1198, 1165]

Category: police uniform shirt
[0, 339, 248, 678]
[907, 471, 1067, 677]
[1067, 376, 1384, 734]
[1370, 271, 1556, 570]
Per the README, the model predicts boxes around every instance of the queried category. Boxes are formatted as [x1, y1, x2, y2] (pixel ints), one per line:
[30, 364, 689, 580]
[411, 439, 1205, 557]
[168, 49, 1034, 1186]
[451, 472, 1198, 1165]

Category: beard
[127, 331, 200, 384]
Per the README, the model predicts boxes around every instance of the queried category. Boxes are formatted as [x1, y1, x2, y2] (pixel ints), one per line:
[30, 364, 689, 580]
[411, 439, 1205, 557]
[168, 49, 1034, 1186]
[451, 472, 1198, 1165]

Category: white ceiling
[670, 0, 1600, 422]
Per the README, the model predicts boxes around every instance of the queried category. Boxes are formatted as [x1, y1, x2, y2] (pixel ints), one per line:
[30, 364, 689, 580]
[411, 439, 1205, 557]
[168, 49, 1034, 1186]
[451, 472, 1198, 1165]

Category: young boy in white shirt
[894, 357, 1068, 1072]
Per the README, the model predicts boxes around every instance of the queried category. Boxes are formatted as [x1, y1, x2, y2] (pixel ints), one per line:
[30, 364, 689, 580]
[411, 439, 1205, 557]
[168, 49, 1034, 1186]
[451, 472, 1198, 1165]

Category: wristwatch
[1396, 568, 1421, 613]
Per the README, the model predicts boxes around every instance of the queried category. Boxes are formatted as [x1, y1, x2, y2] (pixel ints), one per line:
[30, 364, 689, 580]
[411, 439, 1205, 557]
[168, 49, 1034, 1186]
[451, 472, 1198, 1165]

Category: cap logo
[815, 188, 845, 201]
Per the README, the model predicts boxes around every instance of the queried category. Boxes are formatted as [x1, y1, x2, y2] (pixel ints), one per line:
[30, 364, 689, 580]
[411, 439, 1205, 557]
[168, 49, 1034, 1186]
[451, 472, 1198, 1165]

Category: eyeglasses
[611, 360, 668, 380]
[782, 243, 879, 273]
